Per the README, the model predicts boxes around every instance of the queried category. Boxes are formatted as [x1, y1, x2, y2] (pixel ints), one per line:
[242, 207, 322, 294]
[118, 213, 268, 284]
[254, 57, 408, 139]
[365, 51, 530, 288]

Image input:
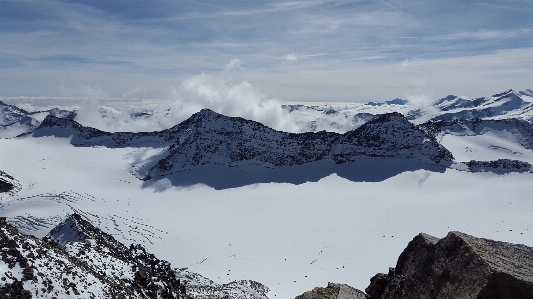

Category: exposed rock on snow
[464, 159, 532, 173]
[331, 112, 453, 164]
[29, 109, 454, 188]
[0, 214, 269, 299]
[140, 110, 452, 178]
[365, 231, 533, 299]
[295, 282, 366, 299]
[298, 232, 533, 299]
[0, 101, 40, 138]
[0, 171, 20, 197]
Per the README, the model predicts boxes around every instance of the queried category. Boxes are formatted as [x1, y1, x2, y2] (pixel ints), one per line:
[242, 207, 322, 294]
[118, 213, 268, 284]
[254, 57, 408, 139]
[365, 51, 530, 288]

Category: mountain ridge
[0, 214, 270, 299]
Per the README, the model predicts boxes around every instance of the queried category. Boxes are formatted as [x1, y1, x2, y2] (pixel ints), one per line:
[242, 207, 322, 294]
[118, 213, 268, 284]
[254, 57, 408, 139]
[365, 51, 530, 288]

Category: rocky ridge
[0, 101, 40, 138]
[30, 110, 454, 178]
[297, 232, 533, 299]
[430, 89, 533, 122]
[0, 214, 269, 299]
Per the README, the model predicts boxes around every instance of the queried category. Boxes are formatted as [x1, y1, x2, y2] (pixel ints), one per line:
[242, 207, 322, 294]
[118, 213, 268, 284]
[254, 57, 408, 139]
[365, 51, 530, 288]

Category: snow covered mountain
[283, 89, 533, 131]
[29, 109, 455, 189]
[425, 89, 533, 122]
[1, 214, 269, 299]
[1, 88, 533, 298]
[0, 101, 40, 138]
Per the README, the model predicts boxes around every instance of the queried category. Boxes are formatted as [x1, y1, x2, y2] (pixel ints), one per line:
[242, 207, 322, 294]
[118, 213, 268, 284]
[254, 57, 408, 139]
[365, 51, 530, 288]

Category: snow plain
[2, 129, 533, 298]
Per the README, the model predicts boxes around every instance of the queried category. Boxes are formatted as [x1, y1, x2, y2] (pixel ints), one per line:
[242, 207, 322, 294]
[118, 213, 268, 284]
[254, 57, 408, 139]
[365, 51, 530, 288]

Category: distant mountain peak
[492, 89, 515, 98]
[38, 114, 81, 130]
[46, 213, 91, 246]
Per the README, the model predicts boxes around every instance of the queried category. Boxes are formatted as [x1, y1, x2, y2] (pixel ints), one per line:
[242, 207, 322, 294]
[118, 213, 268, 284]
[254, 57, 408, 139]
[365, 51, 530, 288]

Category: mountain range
[1, 89, 533, 298]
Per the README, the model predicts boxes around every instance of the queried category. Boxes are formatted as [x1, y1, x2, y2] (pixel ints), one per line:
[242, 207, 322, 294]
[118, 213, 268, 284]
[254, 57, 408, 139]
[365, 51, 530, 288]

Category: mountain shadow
[142, 157, 450, 191]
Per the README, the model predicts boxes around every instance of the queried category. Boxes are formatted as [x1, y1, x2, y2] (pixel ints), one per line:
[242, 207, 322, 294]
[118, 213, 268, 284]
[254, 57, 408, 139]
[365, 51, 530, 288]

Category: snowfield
[1, 132, 532, 298]
[2, 90, 533, 298]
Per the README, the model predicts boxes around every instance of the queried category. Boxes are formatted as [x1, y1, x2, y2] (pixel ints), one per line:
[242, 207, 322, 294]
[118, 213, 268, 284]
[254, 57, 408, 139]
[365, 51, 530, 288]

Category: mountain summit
[145, 110, 453, 184]
[1, 215, 270, 299]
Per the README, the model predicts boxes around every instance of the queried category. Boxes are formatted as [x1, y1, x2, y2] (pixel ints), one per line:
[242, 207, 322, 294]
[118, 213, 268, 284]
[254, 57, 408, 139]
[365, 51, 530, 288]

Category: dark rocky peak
[341, 112, 420, 145]
[48, 107, 77, 120]
[492, 88, 515, 98]
[46, 213, 93, 246]
[433, 95, 480, 111]
[356, 112, 414, 130]
[0, 100, 31, 115]
[366, 231, 533, 299]
[296, 282, 366, 299]
[180, 108, 276, 136]
[334, 112, 454, 164]
[0, 170, 20, 194]
[37, 114, 83, 130]
[46, 213, 132, 259]
[492, 88, 525, 104]
[2, 214, 269, 299]
[298, 231, 533, 299]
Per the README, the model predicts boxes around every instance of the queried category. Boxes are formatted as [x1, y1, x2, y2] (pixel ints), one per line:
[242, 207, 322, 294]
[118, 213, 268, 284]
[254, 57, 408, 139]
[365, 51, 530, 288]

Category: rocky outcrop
[0, 170, 20, 197]
[295, 282, 366, 299]
[146, 110, 453, 178]
[366, 231, 533, 299]
[297, 232, 533, 299]
[30, 110, 454, 182]
[0, 101, 40, 138]
[0, 214, 269, 299]
[465, 159, 532, 173]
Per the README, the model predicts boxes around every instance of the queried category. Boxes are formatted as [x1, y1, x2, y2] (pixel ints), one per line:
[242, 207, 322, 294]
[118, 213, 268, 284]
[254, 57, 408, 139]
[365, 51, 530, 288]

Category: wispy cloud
[432, 29, 527, 40]
[1, 0, 532, 101]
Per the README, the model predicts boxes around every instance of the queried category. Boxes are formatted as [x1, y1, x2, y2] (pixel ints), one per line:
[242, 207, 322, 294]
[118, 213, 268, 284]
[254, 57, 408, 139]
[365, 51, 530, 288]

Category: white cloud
[285, 53, 298, 61]
[432, 29, 526, 40]
[224, 58, 243, 72]
[168, 72, 300, 132]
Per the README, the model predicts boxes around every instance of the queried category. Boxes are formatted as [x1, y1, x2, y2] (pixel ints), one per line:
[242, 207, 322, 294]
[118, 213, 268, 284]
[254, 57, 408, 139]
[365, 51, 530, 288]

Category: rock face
[149, 111, 452, 177]
[31, 110, 454, 183]
[366, 231, 533, 299]
[465, 159, 532, 173]
[0, 101, 40, 138]
[0, 170, 20, 196]
[295, 282, 367, 299]
[297, 232, 533, 299]
[0, 214, 269, 299]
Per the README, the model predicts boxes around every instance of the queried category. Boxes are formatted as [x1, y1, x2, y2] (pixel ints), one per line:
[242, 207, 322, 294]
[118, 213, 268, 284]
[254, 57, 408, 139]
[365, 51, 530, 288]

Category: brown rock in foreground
[295, 282, 367, 299]
[297, 231, 533, 299]
[369, 231, 533, 299]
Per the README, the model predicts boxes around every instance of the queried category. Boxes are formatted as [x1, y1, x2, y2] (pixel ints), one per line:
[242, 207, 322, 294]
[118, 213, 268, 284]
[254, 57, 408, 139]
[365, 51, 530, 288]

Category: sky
[1, 0, 532, 102]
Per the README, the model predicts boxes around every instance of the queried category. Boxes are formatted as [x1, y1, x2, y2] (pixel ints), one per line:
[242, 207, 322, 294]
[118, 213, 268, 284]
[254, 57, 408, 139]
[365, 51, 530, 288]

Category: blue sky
[1, 0, 532, 102]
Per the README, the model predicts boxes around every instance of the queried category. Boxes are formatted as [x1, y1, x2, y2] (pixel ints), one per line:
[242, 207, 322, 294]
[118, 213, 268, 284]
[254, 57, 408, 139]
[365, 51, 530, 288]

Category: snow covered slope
[1, 89, 533, 298]
[431, 89, 533, 122]
[420, 118, 533, 168]
[0, 101, 40, 138]
[1, 214, 269, 298]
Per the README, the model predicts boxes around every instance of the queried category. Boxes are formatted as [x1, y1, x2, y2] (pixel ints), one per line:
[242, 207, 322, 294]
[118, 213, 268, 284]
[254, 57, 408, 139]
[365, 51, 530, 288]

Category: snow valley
[1, 89, 533, 298]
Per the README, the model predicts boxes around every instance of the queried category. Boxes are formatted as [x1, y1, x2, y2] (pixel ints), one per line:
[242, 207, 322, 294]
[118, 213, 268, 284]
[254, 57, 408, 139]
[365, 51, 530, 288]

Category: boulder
[367, 231, 533, 299]
[295, 282, 367, 299]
